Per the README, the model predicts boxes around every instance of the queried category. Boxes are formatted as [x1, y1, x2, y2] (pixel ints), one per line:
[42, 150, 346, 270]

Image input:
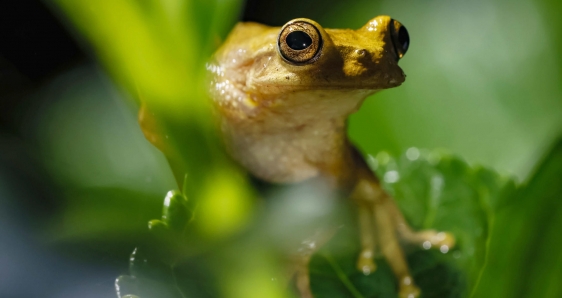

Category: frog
[140, 15, 455, 298]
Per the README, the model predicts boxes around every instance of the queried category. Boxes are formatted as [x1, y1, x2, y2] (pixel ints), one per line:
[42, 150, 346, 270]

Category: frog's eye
[278, 21, 322, 64]
[390, 19, 409, 60]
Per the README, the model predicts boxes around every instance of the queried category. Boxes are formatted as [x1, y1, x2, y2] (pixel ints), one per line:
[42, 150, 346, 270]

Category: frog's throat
[217, 89, 375, 184]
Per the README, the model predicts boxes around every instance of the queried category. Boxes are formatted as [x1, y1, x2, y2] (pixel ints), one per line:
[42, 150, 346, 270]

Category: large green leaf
[472, 138, 562, 298]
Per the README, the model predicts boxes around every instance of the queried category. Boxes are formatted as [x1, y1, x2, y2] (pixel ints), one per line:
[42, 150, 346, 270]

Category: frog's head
[246, 16, 409, 94]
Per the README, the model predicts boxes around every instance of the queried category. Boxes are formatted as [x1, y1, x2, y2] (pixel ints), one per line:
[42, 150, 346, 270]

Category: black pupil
[286, 31, 312, 50]
[398, 26, 409, 52]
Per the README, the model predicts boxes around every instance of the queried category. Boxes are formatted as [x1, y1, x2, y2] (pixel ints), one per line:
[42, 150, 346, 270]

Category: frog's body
[141, 16, 455, 298]
[208, 18, 405, 187]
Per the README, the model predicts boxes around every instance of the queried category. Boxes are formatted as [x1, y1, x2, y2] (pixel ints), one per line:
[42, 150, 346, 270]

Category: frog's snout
[389, 19, 409, 60]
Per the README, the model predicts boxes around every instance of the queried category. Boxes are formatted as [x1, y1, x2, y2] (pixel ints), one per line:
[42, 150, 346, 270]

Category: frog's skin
[141, 16, 455, 298]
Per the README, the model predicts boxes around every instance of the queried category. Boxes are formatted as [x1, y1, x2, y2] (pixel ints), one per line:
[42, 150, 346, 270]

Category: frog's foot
[356, 249, 377, 275]
[352, 177, 421, 295]
[397, 276, 420, 298]
[356, 202, 378, 275]
[397, 227, 456, 252]
[417, 230, 455, 252]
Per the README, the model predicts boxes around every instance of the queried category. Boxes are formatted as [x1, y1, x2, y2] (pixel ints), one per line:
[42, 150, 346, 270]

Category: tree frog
[142, 15, 455, 298]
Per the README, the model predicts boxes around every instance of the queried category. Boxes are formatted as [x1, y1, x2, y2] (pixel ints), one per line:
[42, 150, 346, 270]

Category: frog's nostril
[390, 19, 409, 60]
[355, 49, 367, 58]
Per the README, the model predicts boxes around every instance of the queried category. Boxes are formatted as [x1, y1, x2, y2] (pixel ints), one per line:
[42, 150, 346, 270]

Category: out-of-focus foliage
[105, 143, 562, 298]
[11, 0, 559, 297]
[50, 0, 255, 241]
[473, 139, 562, 297]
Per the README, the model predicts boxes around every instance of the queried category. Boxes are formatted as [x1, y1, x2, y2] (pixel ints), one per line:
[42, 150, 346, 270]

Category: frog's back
[214, 22, 278, 65]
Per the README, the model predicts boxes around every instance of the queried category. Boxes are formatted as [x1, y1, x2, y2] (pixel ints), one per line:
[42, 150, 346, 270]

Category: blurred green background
[0, 0, 561, 297]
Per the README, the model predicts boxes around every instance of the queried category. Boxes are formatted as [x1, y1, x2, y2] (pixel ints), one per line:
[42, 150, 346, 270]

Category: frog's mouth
[247, 55, 406, 93]
[339, 64, 406, 90]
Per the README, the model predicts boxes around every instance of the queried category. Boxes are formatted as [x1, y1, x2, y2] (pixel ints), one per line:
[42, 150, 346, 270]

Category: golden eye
[278, 21, 322, 64]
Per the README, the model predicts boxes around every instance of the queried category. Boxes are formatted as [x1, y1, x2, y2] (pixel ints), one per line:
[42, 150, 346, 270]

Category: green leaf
[310, 148, 518, 298]
[472, 138, 562, 298]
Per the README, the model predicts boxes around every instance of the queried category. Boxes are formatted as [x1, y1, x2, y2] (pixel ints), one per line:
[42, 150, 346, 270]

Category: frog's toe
[356, 251, 377, 275]
[420, 231, 456, 252]
[397, 277, 420, 298]
[398, 286, 420, 298]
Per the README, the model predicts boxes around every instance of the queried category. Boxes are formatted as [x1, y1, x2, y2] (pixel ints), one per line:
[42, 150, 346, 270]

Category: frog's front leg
[351, 178, 419, 297]
[352, 177, 420, 297]
[354, 186, 378, 275]
[373, 194, 421, 298]
[351, 172, 455, 298]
